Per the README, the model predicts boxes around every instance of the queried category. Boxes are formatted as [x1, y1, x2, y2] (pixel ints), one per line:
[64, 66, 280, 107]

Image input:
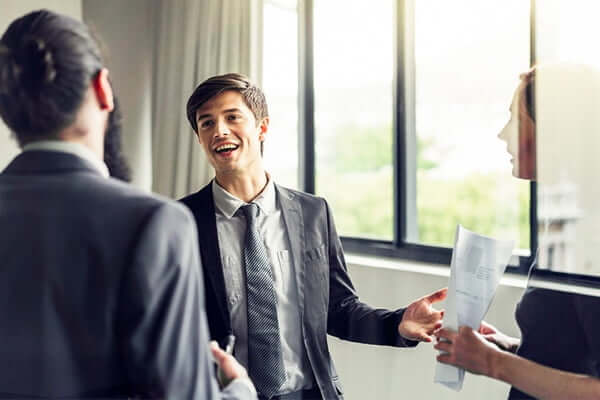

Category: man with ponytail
[0, 10, 255, 399]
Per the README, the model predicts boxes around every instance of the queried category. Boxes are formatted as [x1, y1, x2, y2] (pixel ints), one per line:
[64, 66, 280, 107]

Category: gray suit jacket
[0, 151, 254, 399]
[181, 183, 417, 400]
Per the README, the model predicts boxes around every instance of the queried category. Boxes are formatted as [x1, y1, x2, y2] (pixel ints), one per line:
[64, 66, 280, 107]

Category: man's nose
[214, 118, 230, 137]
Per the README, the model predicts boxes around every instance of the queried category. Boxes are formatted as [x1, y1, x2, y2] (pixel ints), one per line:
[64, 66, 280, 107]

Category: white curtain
[152, 0, 263, 198]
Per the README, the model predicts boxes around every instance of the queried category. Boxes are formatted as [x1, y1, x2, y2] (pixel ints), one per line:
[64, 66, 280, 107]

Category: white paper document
[434, 225, 514, 391]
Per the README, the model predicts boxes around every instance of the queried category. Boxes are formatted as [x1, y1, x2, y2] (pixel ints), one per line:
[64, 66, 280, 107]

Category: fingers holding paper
[398, 287, 447, 342]
[478, 321, 521, 353]
[434, 326, 501, 377]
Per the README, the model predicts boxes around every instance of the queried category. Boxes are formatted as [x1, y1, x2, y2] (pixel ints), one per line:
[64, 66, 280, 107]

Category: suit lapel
[194, 186, 231, 332]
[276, 185, 306, 320]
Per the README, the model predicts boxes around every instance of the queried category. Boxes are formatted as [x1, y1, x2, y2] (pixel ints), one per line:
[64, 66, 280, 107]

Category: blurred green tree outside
[318, 123, 529, 249]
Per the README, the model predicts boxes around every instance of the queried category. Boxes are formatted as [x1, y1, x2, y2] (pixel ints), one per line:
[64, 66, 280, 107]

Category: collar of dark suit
[2, 150, 103, 177]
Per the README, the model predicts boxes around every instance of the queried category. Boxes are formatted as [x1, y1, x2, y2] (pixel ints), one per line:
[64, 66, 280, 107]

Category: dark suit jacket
[181, 182, 417, 400]
[0, 151, 253, 399]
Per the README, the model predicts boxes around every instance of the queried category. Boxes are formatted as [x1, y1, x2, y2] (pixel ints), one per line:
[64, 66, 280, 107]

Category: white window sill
[346, 253, 600, 297]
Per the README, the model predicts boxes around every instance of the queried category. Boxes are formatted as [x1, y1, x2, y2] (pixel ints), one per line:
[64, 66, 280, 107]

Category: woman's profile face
[497, 79, 536, 180]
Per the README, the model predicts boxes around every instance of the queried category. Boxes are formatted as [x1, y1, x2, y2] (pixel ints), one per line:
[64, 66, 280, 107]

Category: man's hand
[398, 288, 447, 342]
[478, 321, 520, 353]
[210, 341, 248, 386]
[434, 326, 502, 378]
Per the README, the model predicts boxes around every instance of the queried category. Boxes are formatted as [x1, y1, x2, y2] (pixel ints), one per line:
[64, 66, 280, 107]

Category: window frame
[294, 0, 600, 286]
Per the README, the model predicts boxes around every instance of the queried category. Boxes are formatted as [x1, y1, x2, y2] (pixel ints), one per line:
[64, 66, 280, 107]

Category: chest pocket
[305, 243, 326, 263]
[304, 243, 329, 315]
[268, 249, 291, 293]
[222, 256, 243, 309]
[305, 244, 329, 285]
[305, 243, 327, 272]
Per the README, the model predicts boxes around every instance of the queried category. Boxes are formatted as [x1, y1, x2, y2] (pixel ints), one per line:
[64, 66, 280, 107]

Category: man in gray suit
[0, 10, 255, 399]
[181, 73, 447, 400]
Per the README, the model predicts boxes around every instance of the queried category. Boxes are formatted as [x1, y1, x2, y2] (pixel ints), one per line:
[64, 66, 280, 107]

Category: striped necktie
[241, 203, 286, 398]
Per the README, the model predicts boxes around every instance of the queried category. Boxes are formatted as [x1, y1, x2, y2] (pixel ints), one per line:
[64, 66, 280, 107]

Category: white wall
[329, 259, 525, 400]
[82, 0, 157, 190]
[0, 0, 82, 170]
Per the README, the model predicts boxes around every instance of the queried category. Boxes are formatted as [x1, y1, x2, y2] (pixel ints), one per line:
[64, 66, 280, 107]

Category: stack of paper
[434, 225, 514, 391]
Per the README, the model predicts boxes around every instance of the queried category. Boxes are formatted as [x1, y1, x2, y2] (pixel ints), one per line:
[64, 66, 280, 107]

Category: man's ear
[258, 117, 270, 141]
[92, 68, 114, 112]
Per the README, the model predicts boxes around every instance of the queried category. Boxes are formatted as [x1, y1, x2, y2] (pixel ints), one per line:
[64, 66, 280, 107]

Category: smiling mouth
[215, 144, 239, 154]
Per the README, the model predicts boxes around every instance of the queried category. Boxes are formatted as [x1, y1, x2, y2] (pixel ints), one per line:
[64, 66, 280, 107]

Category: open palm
[398, 288, 447, 342]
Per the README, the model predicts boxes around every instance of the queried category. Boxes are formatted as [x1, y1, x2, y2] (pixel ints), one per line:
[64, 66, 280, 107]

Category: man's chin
[212, 157, 236, 171]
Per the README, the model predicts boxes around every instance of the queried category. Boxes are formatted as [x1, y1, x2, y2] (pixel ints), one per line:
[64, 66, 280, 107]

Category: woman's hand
[434, 326, 503, 378]
[478, 321, 521, 353]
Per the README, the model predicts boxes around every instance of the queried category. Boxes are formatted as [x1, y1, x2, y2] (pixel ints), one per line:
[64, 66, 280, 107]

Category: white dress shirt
[23, 140, 109, 178]
[212, 177, 314, 395]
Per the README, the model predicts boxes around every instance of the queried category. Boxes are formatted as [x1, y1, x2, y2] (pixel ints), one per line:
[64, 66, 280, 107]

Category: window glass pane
[534, 1, 600, 276]
[536, 0, 600, 66]
[414, 0, 530, 251]
[263, 0, 299, 190]
[314, 0, 394, 240]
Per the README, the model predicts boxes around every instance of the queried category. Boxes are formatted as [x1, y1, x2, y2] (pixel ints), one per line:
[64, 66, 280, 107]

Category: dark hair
[520, 68, 536, 123]
[186, 73, 268, 133]
[0, 10, 104, 146]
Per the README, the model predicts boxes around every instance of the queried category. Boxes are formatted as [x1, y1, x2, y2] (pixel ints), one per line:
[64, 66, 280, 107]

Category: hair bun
[0, 37, 57, 96]
[21, 36, 57, 84]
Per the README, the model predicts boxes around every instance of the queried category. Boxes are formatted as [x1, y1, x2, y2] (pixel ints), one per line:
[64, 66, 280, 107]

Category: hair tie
[20, 36, 57, 84]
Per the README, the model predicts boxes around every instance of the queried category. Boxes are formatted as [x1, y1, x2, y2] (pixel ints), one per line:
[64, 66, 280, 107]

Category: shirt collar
[22, 140, 110, 178]
[212, 174, 276, 219]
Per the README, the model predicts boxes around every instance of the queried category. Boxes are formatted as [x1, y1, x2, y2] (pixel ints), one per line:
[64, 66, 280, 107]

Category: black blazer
[181, 182, 417, 400]
[0, 151, 253, 400]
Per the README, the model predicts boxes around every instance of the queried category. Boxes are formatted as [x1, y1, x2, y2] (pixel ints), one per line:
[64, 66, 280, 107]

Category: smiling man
[180, 73, 446, 400]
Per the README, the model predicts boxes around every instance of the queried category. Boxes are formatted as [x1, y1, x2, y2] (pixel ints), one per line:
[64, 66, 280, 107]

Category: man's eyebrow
[196, 113, 212, 122]
[196, 108, 243, 122]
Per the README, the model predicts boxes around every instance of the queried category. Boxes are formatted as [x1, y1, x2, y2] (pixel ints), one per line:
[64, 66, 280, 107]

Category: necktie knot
[241, 203, 259, 224]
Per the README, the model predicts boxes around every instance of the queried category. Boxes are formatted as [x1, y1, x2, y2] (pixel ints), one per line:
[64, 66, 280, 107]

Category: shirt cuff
[227, 377, 257, 397]
[399, 336, 420, 347]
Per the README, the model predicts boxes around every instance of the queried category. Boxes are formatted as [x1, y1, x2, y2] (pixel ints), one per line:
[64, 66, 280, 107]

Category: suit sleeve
[324, 199, 418, 347]
[117, 202, 256, 399]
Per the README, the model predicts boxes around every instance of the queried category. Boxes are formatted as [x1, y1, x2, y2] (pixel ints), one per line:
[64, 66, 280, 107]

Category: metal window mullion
[395, 0, 418, 246]
[528, 0, 538, 272]
[298, 0, 315, 194]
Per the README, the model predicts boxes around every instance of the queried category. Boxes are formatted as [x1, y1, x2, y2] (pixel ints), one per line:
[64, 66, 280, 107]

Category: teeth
[215, 144, 238, 153]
